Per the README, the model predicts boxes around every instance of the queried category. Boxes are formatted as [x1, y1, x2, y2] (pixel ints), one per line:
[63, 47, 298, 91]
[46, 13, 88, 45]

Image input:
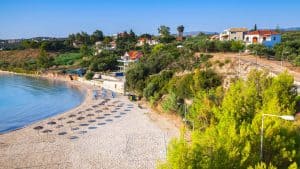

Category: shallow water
[0, 74, 84, 134]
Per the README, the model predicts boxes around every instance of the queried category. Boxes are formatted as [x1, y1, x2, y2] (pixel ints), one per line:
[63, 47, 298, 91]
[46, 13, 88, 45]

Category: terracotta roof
[210, 35, 220, 40]
[128, 51, 143, 60]
[229, 28, 248, 32]
[138, 38, 146, 42]
[247, 30, 279, 36]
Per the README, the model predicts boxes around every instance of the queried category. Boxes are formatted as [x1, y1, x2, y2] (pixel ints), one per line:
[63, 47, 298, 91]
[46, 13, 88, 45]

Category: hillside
[0, 49, 41, 62]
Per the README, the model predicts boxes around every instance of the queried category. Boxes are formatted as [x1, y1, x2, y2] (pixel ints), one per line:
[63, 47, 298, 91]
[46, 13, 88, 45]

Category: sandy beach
[0, 76, 179, 169]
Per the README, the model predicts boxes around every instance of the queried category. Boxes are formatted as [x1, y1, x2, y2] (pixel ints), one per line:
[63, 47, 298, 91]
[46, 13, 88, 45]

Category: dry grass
[0, 49, 56, 62]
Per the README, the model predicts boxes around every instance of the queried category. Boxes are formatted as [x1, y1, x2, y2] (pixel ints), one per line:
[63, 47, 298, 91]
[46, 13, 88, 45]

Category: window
[246, 37, 249, 42]
[263, 37, 266, 41]
[273, 37, 276, 41]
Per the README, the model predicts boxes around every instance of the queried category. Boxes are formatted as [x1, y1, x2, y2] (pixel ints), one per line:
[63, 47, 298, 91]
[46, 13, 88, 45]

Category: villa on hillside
[136, 38, 159, 46]
[118, 51, 143, 72]
[210, 34, 220, 40]
[244, 30, 281, 47]
[122, 51, 143, 61]
[219, 28, 248, 41]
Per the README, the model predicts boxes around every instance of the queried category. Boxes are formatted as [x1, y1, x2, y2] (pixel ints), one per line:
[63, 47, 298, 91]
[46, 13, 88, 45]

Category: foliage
[282, 31, 300, 42]
[54, 53, 82, 66]
[273, 40, 300, 63]
[125, 63, 149, 95]
[247, 44, 270, 57]
[85, 71, 94, 80]
[177, 25, 185, 34]
[37, 48, 54, 69]
[40, 41, 72, 52]
[185, 36, 245, 53]
[158, 25, 176, 43]
[66, 29, 105, 47]
[231, 40, 245, 52]
[157, 133, 190, 169]
[215, 40, 231, 52]
[80, 44, 92, 57]
[88, 50, 119, 72]
[158, 70, 300, 169]
[115, 30, 137, 54]
[161, 91, 178, 112]
[143, 70, 174, 101]
[21, 40, 39, 49]
[90, 30, 104, 43]
[103, 36, 113, 46]
[126, 44, 181, 95]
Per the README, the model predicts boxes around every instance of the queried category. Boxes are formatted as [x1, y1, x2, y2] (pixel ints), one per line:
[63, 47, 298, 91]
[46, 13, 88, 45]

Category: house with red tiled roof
[121, 51, 143, 61]
[118, 51, 144, 72]
[244, 30, 281, 47]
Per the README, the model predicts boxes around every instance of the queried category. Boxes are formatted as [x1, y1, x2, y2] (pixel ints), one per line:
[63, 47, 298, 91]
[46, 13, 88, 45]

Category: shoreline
[0, 70, 91, 135]
[0, 70, 179, 169]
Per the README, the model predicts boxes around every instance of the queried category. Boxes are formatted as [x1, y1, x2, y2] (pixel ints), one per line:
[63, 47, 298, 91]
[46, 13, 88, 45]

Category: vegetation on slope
[124, 30, 300, 168]
[158, 71, 300, 169]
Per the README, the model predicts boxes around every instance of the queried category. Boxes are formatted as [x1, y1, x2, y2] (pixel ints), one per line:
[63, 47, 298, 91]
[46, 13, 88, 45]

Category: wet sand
[0, 80, 179, 169]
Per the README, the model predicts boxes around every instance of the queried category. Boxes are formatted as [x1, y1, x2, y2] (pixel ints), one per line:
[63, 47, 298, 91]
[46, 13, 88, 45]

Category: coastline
[0, 70, 179, 169]
[0, 70, 90, 134]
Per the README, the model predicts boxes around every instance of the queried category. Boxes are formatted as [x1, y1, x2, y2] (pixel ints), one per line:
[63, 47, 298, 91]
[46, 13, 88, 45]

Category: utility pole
[256, 50, 258, 69]
[238, 50, 241, 76]
[281, 50, 284, 69]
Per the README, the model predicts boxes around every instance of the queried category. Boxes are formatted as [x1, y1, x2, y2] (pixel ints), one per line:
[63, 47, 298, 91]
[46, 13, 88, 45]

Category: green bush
[143, 70, 174, 101]
[218, 62, 225, 67]
[159, 71, 300, 169]
[54, 53, 82, 66]
[85, 72, 94, 80]
[161, 92, 177, 112]
[224, 58, 231, 64]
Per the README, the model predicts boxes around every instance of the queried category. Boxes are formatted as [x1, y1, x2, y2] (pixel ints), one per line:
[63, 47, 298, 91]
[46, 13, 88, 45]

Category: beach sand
[0, 79, 179, 169]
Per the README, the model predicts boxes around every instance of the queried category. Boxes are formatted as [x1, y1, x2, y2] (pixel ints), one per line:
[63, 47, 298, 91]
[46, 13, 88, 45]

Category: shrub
[54, 53, 82, 66]
[161, 92, 177, 112]
[85, 71, 94, 80]
[218, 62, 225, 67]
[225, 58, 231, 64]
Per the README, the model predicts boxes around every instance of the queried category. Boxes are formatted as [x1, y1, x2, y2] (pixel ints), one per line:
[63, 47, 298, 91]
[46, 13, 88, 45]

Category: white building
[220, 28, 248, 41]
[118, 51, 143, 72]
[136, 38, 159, 46]
[244, 30, 281, 47]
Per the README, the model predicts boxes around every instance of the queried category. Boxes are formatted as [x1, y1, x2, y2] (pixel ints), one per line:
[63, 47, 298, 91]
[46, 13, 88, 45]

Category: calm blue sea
[0, 74, 84, 134]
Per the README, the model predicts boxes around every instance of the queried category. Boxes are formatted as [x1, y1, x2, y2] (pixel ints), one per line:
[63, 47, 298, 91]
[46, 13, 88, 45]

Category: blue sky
[0, 0, 299, 39]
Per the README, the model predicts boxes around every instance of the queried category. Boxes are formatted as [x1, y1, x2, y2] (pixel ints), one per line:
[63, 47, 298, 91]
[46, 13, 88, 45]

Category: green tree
[215, 40, 231, 52]
[103, 36, 112, 46]
[80, 44, 91, 57]
[158, 70, 300, 169]
[231, 40, 245, 52]
[85, 71, 94, 80]
[158, 25, 175, 43]
[37, 48, 53, 69]
[254, 24, 258, 31]
[89, 50, 119, 72]
[158, 25, 171, 37]
[116, 30, 137, 54]
[177, 25, 185, 39]
[125, 63, 149, 95]
[90, 30, 104, 43]
[247, 44, 268, 57]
